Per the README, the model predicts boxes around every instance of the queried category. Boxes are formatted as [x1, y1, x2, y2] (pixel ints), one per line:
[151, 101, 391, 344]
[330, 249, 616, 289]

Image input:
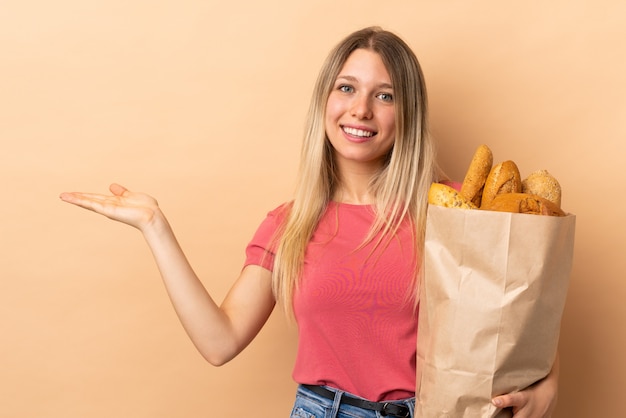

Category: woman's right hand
[60, 182, 276, 365]
[60, 183, 163, 232]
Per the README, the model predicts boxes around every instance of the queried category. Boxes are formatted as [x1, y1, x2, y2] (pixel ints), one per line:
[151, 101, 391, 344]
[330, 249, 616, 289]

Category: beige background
[1, 1, 624, 417]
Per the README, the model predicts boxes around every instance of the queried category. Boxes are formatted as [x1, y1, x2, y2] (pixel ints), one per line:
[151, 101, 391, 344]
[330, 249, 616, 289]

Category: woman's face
[325, 48, 396, 171]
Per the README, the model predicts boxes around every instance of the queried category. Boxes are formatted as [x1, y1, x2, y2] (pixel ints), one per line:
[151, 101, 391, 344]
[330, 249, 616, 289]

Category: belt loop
[406, 398, 415, 417]
[328, 387, 344, 418]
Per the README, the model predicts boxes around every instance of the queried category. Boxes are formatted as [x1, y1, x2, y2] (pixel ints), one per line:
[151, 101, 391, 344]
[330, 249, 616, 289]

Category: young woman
[60, 27, 559, 418]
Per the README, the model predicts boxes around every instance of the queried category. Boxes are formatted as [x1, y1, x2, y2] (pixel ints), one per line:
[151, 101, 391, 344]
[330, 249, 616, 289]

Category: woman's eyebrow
[335, 75, 393, 90]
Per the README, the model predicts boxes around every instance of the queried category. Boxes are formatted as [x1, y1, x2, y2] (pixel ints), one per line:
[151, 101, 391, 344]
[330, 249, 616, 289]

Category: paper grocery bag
[415, 205, 576, 417]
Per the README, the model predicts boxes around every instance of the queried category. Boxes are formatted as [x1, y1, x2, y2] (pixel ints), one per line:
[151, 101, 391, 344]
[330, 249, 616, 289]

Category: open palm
[60, 183, 161, 231]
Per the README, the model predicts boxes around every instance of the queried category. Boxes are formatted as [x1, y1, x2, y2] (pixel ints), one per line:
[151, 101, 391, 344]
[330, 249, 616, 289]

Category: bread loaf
[481, 193, 565, 216]
[522, 169, 562, 208]
[480, 160, 522, 208]
[428, 183, 477, 209]
[460, 144, 493, 206]
[429, 145, 566, 216]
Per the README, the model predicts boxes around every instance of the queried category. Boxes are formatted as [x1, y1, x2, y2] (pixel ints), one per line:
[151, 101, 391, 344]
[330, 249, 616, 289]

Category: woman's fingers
[59, 192, 120, 218]
[59, 185, 160, 230]
[493, 391, 527, 410]
[60, 185, 149, 209]
[59, 191, 107, 208]
[492, 387, 554, 418]
[109, 183, 129, 197]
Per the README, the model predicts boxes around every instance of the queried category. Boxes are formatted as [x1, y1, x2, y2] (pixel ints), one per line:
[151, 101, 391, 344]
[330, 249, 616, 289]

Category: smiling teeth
[343, 126, 374, 138]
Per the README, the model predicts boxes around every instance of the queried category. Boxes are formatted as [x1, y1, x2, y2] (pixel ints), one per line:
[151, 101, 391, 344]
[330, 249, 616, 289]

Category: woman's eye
[339, 85, 354, 93]
[378, 92, 393, 102]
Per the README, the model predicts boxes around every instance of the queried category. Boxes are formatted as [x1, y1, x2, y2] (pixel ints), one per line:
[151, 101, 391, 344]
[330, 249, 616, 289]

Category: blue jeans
[290, 385, 415, 418]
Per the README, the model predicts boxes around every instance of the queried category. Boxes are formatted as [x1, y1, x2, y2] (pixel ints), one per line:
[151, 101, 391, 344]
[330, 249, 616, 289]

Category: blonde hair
[272, 26, 437, 314]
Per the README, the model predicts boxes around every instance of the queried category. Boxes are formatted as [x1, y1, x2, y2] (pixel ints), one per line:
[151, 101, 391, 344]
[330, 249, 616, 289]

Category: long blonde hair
[272, 26, 437, 314]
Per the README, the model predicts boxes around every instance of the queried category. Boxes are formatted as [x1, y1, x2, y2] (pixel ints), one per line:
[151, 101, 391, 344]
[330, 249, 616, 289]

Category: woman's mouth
[342, 126, 376, 139]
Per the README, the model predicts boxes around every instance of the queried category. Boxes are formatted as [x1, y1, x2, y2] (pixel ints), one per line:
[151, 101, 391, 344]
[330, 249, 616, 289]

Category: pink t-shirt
[245, 202, 418, 401]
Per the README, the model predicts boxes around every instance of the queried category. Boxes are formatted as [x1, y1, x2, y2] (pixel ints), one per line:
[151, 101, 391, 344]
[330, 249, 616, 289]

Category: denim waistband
[292, 384, 415, 418]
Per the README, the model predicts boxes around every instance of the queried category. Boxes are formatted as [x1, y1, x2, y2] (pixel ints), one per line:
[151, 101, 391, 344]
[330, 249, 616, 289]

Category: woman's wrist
[140, 208, 173, 240]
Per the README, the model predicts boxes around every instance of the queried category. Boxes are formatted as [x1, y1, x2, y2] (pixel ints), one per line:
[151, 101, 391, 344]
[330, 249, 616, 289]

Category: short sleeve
[244, 204, 288, 271]
[441, 179, 462, 191]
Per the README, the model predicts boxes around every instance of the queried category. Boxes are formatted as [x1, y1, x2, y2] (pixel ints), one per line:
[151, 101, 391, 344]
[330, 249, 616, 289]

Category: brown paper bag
[415, 205, 576, 417]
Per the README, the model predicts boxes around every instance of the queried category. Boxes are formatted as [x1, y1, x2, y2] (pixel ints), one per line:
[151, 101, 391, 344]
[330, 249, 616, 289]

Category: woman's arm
[492, 354, 560, 418]
[60, 183, 275, 366]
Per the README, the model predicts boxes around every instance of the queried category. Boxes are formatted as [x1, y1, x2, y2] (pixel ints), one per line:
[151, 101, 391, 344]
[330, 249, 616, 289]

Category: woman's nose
[351, 95, 373, 120]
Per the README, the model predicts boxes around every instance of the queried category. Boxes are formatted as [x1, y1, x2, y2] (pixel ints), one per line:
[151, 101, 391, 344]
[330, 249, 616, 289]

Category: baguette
[480, 160, 522, 208]
[460, 144, 493, 206]
[481, 193, 565, 216]
[428, 183, 477, 209]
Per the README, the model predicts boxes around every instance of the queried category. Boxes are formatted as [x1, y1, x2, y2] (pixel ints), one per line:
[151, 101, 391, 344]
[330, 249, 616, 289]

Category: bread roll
[522, 169, 562, 208]
[480, 160, 522, 208]
[428, 183, 477, 209]
[460, 144, 493, 206]
[482, 193, 565, 216]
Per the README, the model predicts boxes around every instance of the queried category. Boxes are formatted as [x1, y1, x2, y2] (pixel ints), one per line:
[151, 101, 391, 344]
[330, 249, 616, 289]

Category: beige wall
[1, 1, 623, 417]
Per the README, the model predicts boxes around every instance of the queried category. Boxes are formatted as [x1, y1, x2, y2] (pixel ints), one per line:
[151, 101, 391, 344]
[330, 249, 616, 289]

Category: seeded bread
[522, 169, 562, 208]
[428, 183, 477, 209]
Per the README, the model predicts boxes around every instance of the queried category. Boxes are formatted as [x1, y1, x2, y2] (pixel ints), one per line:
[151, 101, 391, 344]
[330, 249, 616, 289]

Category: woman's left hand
[491, 355, 559, 418]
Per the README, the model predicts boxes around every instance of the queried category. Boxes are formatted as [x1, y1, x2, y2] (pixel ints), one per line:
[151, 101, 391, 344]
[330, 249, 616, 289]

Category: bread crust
[480, 160, 522, 208]
[522, 169, 562, 208]
[460, 144, 493, 206]
[428, 183, 477, 209]
[482, 192, 565, 216]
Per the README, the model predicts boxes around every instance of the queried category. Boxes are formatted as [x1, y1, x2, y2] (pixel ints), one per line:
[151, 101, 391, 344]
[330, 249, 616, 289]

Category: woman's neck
[333, 163, 381, 205]
[333, 189, 374, 205]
